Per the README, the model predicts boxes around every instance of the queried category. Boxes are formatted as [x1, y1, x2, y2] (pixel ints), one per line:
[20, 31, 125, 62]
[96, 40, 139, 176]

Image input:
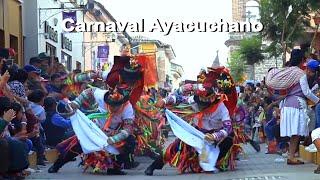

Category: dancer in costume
[82, 85, 137, 174]
[144, 67, 237, 175]
[134, 91, 166, 159]
[48, 56, 143, 174]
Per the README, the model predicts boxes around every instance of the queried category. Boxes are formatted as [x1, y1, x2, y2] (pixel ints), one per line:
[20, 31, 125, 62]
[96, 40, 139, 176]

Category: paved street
[28, 140, 320, 180]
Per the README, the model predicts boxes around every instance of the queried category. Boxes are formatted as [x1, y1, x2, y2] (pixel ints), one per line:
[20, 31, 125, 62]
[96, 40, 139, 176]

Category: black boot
[48, 156, 66, 173]
[249, 139, 260, 152]
[124, 161, 140, 169]
[106, 168, 127, 175]
[144, 157, 165, 176]
[123, 153, 140, 169]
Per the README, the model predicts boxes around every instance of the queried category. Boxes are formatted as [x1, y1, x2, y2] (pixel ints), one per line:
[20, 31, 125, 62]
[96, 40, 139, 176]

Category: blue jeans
[264, 118, 277, 141]
[315, 103, 320, 128]
[25, 139, 33, 153]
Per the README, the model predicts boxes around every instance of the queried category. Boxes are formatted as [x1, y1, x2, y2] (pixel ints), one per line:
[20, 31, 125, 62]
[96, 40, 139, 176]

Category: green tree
[239, 35, 264, 80]
[227, 50, 246, 83]
[260, 0, 320, 65]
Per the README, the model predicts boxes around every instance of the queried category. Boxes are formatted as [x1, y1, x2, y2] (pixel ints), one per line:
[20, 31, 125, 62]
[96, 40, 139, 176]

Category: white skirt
[280, 106, 309, 137]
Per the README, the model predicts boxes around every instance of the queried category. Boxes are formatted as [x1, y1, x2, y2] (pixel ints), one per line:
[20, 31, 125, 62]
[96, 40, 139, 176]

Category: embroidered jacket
[163, 93, 232, 142]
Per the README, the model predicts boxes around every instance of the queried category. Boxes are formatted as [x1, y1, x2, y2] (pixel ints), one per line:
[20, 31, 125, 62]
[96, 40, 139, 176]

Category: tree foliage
[239, 35, 264, 65]
[227, 50, 246, 83]
[260, 0, 320, 60]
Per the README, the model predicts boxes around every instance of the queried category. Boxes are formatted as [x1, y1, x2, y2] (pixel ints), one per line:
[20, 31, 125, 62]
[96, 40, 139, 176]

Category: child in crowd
[264, 106, 280, 154]
[43, 97, 73, 147]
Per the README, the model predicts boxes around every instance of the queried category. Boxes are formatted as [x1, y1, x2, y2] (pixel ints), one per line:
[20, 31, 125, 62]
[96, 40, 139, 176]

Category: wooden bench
[28, 149, 59, 167]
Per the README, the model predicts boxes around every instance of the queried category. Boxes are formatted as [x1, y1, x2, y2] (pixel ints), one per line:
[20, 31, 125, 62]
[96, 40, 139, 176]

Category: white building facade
[23, 0, 84, 71]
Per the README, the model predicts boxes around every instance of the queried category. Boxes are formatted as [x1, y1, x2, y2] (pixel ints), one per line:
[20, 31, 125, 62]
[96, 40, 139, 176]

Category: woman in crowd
[280, 50, 320, 165]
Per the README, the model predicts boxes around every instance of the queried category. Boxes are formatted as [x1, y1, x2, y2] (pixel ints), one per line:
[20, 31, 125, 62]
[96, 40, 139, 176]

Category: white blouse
[299, 74, 319, 104]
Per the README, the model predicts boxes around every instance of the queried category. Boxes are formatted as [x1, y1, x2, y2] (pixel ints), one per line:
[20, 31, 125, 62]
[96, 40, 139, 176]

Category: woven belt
[267, 85, 295, 96]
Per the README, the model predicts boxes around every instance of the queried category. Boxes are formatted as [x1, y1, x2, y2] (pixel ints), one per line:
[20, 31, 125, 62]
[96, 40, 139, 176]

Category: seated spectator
[9, 103, 36, 153]
[27, 90, 46, 166]
[0, 96, 29, 179]
[29, 57, 41, 69]
[24, 65, 48, 95]
[46, 73, 62, 94]
[311, 128, 320, 173]
[264, 106, 280, 154]
[28, 90, 46, 123]
[38, 52, 51, 79]
[43, 97, 73, 147]
[57, 63, 67, 75]
[0, 70, 10, 97]
[8, 68, 28, 98]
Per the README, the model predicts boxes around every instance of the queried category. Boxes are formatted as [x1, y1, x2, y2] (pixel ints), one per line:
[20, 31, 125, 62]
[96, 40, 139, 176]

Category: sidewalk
[28, 142, 320, 180]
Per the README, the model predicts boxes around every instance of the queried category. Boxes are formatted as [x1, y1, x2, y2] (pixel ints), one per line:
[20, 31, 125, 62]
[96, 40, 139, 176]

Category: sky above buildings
[97, 0, 232, 80]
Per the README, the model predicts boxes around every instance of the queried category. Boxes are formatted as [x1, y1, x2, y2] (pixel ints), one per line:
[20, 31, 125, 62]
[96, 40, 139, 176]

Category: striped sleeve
[72, 87, 96, 108]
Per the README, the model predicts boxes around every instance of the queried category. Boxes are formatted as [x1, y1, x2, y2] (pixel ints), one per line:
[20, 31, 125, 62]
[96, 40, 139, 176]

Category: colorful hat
[24, 65, 41, 75]
[306, 59, 319, 71]
[104, 84, 131, 106]
[192, 66, 237, 114]
[119, 56, 143, 84]
[105, 56, 130, 88]
[193, 86, 220, 107]
[207, 66, 237, 115]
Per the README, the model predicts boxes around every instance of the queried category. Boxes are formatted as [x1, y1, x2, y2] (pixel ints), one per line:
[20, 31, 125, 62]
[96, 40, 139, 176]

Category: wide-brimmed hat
[104, 84, 131, 106]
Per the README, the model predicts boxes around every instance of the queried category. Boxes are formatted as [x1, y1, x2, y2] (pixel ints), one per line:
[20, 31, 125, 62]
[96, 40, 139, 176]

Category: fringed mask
[216, 73, 235, 94]
[194, 86, 220, 108]
[104, 84, 131, 107]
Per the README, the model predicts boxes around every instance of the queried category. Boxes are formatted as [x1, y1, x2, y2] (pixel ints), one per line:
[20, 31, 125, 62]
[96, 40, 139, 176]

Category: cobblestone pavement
[28, 142, 320, 180]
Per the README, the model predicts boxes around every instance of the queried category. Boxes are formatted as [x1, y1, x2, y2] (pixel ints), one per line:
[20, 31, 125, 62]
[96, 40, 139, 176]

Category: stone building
[226, 0, 283, 81]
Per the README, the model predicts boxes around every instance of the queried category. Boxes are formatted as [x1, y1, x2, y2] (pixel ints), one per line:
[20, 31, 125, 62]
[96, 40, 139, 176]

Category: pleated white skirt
[280, 106, 309, 137]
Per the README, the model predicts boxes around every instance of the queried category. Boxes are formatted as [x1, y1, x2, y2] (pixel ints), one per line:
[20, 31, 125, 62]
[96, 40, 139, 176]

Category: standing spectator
[280, 51, 320, 165]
